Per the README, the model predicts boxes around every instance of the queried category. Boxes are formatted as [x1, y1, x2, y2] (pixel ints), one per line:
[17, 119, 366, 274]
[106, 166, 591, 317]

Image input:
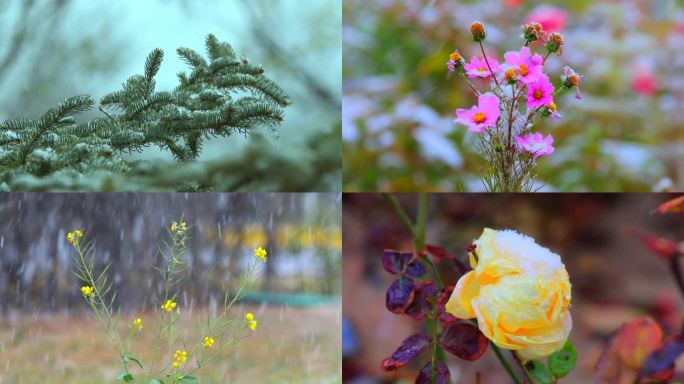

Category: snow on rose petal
[445, 228, 572, 360]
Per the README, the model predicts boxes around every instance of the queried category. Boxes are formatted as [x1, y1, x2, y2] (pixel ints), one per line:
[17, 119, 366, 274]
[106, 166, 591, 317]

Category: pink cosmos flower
[505, 0, 524, 7]
[455, 93, 500, 132]
[525, 75, 554, 109]
[526, 6, 567, 33]
[464, 56, 501, 79]
[503, 47, 544, 84]
[631, 65, 658, 97]
[515, 132, 555, 158]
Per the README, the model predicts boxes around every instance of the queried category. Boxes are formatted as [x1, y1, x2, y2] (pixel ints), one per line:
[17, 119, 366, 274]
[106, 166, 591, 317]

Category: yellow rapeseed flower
[81, 285, 94, 298]
[67, 230, 84, 246]
[203, 336, 215, 348]
[170, 220, 187, 234]
[161, 299, 177, 313]
[254, 246, 268, 262]
[245, 312, 258, 331]
[173, 361, 180, 369]
[173, 349, 188, 362]
[133, 317, 142, 330]
[445, 228, 572, 360]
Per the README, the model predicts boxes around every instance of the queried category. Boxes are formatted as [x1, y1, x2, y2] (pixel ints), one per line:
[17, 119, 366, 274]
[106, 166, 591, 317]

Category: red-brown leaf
[652, 196, 684, 214]
[415, 360, 451, 384]
[438, 321, 488, 361]
[380, 333, 431, 372]
[596, 317, 664, 384]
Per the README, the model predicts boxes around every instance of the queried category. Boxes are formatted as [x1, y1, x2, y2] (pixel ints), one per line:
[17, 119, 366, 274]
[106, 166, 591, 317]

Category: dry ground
[0, 304, 341, 384]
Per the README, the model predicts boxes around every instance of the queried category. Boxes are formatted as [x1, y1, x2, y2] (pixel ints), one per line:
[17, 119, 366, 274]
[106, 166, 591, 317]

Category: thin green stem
[382, 193, 416, 237]
[491, 344, 522, 384]
[511, 351, 534, 383]
[414, 193, 428, 251]
[479, 41, 501, 89]
[76, 244, 129, 374]
[431, 313, 438, 383]
[423, 257, 444, 289]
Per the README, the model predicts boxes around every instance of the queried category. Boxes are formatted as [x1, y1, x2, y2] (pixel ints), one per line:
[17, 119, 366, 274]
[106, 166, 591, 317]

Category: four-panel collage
[1, 0, 684, 383]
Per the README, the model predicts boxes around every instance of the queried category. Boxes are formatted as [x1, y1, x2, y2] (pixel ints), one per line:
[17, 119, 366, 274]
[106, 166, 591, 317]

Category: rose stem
[511, 351, 535, 383]
[383, 193, 445, 384]
[491, 344, 523, 384]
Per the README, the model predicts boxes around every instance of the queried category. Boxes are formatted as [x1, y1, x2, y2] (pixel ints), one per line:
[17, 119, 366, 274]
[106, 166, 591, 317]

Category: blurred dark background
[0, 193, 341, 315]
[343, 193, 684, 383]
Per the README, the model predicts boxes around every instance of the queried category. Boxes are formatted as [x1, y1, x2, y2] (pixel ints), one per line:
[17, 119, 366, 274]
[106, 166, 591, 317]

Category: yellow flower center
[548, 102, 557, 111]
[518, 64, 529, 76]
[567, 75, 580, 87]
[449, 52, 461, 61]
[504, 69, 517, 82]
[473, 112, 486, 123]
[533, 89, 543, 100]
[477, 67, 487, 72]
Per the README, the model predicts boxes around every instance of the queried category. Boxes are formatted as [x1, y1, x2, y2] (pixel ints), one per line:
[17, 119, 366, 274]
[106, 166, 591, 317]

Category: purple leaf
[415, 360, 451, 384]
[640, 335, 684, 379]
[406, 281, 437, 320]
[382, 249, 413, 275]
[386, 276, 415, 314]
[406, 261, 426, 278]
[380, 333, 431, 372]
[439, 321, 488, 361]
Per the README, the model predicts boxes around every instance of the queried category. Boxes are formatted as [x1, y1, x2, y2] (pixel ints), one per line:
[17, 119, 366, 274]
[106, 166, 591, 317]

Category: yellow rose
[445, 228, 572, 360]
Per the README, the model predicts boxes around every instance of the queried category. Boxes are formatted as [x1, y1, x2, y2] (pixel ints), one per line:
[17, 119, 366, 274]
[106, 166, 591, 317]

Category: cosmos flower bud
[522, 22, 545, 44]
[543, 102, 562, 120]
[446, 50, 465, 73]
[445, 228, 572, 360]
[470, 21, 487, 42]
[545, 32, 564, 54]
[561, 66, 584, 99]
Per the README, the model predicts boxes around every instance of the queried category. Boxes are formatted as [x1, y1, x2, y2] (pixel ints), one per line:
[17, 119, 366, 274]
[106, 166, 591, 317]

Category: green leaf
[129, 356, 144, 369]
[548, 340, 577, 378]
[180, 376, 198, 383]
[116, 372, 135, 382]
[525, 360, 553, 384]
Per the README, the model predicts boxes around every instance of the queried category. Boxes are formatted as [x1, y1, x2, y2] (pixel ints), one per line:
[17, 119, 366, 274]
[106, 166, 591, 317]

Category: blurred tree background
[0, 193, 341, 315]
[0, 0, 341, 191]
[343, 0, 684, 192]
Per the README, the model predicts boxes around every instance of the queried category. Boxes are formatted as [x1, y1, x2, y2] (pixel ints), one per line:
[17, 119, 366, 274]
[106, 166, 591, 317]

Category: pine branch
[0, 34, 292, 190]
